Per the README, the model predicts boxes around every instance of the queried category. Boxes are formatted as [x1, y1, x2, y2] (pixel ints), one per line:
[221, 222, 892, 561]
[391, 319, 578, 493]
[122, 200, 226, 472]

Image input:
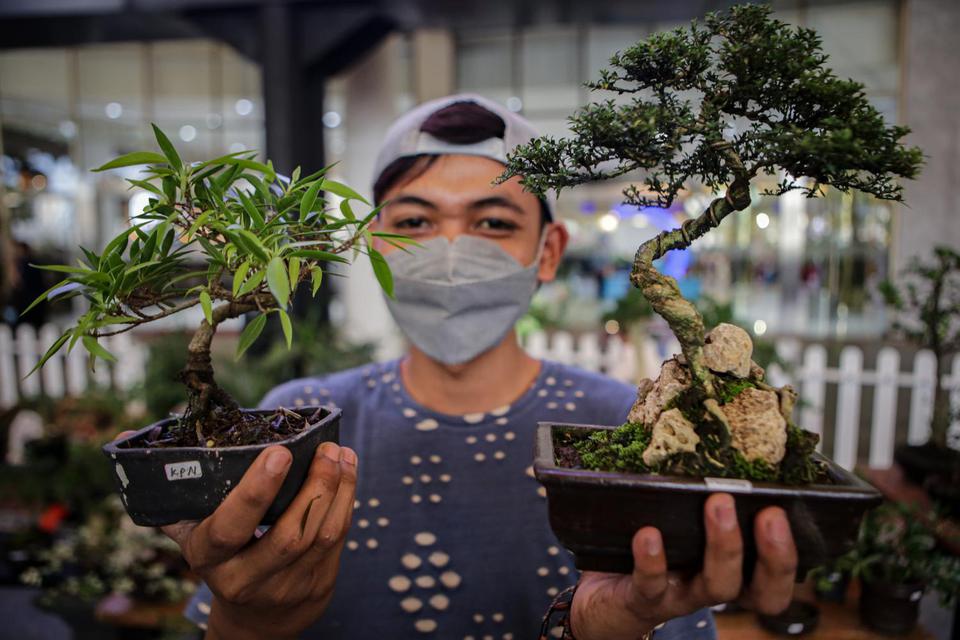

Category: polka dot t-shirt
[184, 359, 716, 639]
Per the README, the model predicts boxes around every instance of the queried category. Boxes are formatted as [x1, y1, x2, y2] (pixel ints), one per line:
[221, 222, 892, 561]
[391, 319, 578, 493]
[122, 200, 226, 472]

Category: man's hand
[115, 432, 357, 640]
[570, 493, 797, 640]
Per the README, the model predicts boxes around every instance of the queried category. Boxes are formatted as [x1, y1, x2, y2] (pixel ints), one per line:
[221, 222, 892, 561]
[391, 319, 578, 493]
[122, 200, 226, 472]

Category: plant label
[165, 460, 203, 481]
[703, 477, 753, 492]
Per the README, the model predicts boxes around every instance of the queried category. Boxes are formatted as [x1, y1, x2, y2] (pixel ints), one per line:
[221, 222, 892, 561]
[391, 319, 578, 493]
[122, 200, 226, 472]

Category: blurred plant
[20, 495, 195, 606]
[26, 125, 406, 446]
[836, 501, 960, 606]
[880, 246, 960, 449]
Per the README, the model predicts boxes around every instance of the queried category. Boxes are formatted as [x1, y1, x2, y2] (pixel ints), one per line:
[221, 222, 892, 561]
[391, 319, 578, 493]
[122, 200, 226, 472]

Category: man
[173, 94, 797, 639]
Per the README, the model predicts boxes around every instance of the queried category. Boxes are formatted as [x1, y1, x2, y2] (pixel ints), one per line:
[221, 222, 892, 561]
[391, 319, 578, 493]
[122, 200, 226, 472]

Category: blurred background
[0, 0, 958, 638]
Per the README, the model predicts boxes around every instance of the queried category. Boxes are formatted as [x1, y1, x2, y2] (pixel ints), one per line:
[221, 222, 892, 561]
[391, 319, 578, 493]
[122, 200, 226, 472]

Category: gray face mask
[384, 234, 544, 365]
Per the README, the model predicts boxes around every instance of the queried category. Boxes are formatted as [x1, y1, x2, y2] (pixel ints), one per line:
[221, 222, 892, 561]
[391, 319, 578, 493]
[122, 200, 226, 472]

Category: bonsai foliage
[503, 5, 922, 481]
[27, 125, 404, 446]
[880, 246, 960, 448]
[503, 3, 921, 399]
[836, 502, 960, 607]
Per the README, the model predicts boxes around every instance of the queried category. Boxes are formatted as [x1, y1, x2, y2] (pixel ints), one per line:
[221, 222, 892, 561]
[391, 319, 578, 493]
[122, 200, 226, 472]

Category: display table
[94, 594, 193, 637]
[714, 579, 934, 639]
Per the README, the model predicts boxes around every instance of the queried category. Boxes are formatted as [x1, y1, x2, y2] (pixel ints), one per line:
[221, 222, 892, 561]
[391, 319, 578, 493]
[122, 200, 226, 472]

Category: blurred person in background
[158, 95, 798, 640]
[2, 240, 47, 327]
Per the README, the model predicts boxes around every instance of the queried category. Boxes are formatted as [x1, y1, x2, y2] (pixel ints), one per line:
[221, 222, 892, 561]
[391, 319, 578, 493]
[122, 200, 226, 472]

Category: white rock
[639, 357, 691, 426]
[719, 387, 787, 464]
[703, 323, 753, 378]
[627, 378, 654, 424]
[642, 408, 700, 467]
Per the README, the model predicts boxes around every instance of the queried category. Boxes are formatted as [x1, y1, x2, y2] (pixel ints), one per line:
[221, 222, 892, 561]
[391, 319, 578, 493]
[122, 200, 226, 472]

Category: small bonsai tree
[503, 4, 922, 482]
[881, 246, 960, 450]
[27, 125, 402, 448]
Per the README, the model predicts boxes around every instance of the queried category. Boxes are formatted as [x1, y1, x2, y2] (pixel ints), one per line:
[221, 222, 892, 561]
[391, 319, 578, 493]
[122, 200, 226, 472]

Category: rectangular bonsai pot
[102, 407, 340, 527]
[534, 422, 881, 578]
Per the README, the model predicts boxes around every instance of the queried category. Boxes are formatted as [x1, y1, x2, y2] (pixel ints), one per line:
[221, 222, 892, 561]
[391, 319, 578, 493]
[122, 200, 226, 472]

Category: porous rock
[703, 323, 753, 378]
[719, 387, 787, 464]
[777, 385, 798, 423]
[642, 408, 700, 467]
[639, 357, 691, 426]
[627, 378, 655, 425]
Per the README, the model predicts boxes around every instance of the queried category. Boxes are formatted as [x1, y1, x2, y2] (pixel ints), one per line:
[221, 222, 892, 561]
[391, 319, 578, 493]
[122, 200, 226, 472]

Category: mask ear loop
[527, 225, 551, 272]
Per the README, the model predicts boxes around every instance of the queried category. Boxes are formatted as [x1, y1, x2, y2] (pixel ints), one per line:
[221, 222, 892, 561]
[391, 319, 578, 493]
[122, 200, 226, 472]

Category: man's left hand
[570, 493, 797, 640]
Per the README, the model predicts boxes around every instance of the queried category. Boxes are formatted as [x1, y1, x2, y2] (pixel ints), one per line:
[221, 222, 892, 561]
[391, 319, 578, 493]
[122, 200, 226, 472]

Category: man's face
[374, 155, 567, 282]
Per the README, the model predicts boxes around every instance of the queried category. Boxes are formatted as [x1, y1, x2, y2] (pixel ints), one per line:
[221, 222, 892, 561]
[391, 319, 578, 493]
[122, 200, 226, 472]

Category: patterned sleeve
[539, 584, 578, 639]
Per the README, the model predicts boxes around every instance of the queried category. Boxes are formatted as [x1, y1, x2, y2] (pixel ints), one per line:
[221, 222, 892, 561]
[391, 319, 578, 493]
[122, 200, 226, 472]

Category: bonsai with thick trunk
[503, 4, 923, 482]
[29, 125, 402, 447]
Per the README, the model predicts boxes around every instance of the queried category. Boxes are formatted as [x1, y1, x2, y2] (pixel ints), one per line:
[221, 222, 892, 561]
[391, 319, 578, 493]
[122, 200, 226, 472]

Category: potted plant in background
[881, 246, 960, 491]
[502, 4, 922, 575]
[26, 125, 403, 526]
[836, 501, 960, 635]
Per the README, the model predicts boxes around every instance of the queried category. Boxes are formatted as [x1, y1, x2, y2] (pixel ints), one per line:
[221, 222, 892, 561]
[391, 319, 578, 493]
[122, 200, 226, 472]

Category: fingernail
[341, 447, 357, 465]
[644, 531, 662, 556]
[321, 441, 340, 462]
[767, 515, 792, 545]
[714, 499, 737, 532]
[265, 448, 291, 476]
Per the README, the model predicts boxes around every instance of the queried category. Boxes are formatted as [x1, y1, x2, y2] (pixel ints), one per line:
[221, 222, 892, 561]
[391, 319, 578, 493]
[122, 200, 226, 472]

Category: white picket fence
[521, 330, 960, 470]
[2, 323, 958, 471]
[0, 323, 147, 407]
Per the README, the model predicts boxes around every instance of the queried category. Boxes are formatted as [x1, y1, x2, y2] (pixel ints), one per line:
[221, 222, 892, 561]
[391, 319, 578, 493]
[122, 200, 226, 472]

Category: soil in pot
[859, 579, 925, 635]
[894, 443, 960, 487]
[102, 406, 340, 527]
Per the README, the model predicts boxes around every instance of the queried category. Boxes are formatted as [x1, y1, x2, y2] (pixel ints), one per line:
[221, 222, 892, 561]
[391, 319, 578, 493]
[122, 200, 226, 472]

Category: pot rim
[102, 405, 341, 456]
[534, 422, 881, 500]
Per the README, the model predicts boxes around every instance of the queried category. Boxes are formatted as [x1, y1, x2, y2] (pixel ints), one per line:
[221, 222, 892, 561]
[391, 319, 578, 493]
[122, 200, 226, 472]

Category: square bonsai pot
[534, 422, 881, 578]
[102, 407, 340, 527]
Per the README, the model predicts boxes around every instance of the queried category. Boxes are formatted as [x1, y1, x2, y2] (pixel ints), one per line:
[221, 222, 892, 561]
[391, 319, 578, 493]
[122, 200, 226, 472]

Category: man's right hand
[116, 433, 358, 640]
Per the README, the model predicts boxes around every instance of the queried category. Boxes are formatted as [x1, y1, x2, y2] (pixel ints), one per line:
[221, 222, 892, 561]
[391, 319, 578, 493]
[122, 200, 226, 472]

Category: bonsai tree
[26, 125, 400, 448]
[504, 4, 922, 482]
[881, 246, 960, 451]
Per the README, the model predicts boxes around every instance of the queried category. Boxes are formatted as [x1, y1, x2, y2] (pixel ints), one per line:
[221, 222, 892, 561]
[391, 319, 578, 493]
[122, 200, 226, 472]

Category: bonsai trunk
[629, 178, 752, 399]
[931, 356, 950, 448]
[180, 301, 257, 445]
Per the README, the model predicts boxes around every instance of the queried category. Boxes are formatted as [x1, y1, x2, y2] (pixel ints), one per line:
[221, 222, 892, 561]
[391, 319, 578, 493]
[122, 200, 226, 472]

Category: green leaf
[21, 279, 71, 316]
[236, 188, 265, 228]
[368, 248, 393, 297]
[31, 264, 93, 275]
[93, 151, 168, 172]
[300, 179, 323, 222]
[320, 179, 370, 205]
[339, 199, 356, 220]
[233, 260, 251, 297]
[236, 314, 267, 359]
[200, 290, 214, 325]
[237, 269, 265, 296]
[288, 249, 349, 263]
[288, 256, 301, 290]
[25, 332, 70, 378]
[237, 229, 269, 261]
[82, 335, 117, 364]
[151, 124, 182, 172]
[125, 178, 164, 196]
[266, 256, 290, 307]
[310, 266, 323, 296]
[290, 166, 301, 186]
[278, 308, 293, 349]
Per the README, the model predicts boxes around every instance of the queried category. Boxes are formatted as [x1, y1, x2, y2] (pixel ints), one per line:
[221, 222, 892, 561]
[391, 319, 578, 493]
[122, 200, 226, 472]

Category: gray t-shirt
[185, 359, 716, 639]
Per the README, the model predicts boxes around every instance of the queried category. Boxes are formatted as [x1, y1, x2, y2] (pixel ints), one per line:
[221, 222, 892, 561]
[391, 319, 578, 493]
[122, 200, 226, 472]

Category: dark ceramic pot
[894, 442, 960, 486]
[534, 423, 882, 577]
[926, 474, 960, 521]
[859, 580, 925, 635]
[813, 568, 851, 604]
[102, 407, 340, 527]
[757, 600, 820, 636]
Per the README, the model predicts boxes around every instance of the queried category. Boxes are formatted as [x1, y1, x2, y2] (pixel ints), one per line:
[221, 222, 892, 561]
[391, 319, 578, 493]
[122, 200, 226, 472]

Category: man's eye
[477, 218, 518, 231]
[395, 217, 428, 229]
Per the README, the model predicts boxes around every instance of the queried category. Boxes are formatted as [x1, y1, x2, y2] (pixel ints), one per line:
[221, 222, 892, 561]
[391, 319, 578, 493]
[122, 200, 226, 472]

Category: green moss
[574, 421, 653, 473]
[715, 375, 757, 403]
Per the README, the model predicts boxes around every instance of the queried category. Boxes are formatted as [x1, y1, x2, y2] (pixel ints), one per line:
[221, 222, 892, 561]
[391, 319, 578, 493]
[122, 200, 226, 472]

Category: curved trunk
[629, 179, 751, 398]
[180, 301, 257, 445]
